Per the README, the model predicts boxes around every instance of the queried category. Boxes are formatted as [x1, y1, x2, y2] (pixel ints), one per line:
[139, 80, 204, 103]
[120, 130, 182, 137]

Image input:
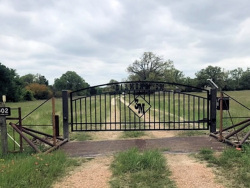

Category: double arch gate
[69, 81, 216, 132]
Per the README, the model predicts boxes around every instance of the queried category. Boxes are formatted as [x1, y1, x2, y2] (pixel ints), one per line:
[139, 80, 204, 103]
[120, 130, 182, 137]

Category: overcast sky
[1, 0, 250, 86]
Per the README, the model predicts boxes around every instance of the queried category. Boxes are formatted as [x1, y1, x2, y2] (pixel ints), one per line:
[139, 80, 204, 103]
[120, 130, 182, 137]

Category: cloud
[1, 0, 250, 86]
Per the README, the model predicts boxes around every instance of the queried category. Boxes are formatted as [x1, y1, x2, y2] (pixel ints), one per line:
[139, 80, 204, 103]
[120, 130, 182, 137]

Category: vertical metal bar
[80, 98, 82, 130]
[158, 91, 160, 129]
[178, 93, 180, 129]
[105, 93, 107, 130]
[149, 91, 151, 129]
[62, 90, 69, 139]
[203, 98, 205, 129]
[188, 95, 190, 129]
[193, 96, 195, 129]
[154, 91, 156, 129]
[114, 93, 117, 130]
[133, 92, 136, 130]
[143, 91, 146, 130]
[173, 92, 175, 129]
[198, 97, 200, 129]
[183, 94, 185, 129]
[168, 91, 170, 129]
[85, 97, 87, 130]
[95, 95, 97, 130]
[109, 94, 111, 130]
[74, 100, 77, 130]
[90, 95, 92, 130]
[129, 93, 131, 130]
[99, 94, 102, 130]
[119, 92, 122, 130]
[124, 93, 126, 130]
[163, 91, 166, 129]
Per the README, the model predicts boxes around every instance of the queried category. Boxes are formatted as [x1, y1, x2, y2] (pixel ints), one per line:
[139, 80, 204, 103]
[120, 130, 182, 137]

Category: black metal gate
[70, 81, 211, 131]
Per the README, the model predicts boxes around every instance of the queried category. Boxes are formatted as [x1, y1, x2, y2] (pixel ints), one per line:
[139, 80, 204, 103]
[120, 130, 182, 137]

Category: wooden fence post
[0, 102, 8, 155]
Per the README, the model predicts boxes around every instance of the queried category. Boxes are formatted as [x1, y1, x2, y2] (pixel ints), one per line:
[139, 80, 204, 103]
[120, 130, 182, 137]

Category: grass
[197, 145, 250, 188]
[0, 150, 81, 188]
[218, 90, 250, 130]
[110, 148, 176, 188]
[70, 132, 93, 141]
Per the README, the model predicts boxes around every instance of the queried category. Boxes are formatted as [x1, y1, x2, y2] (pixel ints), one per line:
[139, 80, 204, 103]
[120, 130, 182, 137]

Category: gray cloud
[1, 0, 250, 85]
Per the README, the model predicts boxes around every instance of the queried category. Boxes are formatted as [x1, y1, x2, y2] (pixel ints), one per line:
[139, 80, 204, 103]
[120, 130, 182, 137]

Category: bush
[23, 90, 34, 101]
[25, 83, 53, 100]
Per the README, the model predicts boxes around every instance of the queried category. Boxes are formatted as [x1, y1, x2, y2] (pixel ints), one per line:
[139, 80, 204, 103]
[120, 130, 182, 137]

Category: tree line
[1, 52, 250, 102]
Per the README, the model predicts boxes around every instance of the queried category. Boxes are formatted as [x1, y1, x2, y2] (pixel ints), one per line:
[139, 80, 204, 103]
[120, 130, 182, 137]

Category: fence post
[0, 102, 8, 155]
[62, 90, 69, 140]
[210, 88, 217, 133]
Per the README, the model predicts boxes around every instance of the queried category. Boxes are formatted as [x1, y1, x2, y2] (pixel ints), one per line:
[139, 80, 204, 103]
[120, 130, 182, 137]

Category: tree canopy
[0, 63, 23, 102]
[54, 71, 89, 94]
[127, 52, 184, 82]
[195, 66, 226, 89]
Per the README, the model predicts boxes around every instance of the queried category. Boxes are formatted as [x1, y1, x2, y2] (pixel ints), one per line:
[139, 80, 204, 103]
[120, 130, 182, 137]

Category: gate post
[210, 88, 217, 133]
[62, 90, 69, 140]
[0, 102, 8, 155]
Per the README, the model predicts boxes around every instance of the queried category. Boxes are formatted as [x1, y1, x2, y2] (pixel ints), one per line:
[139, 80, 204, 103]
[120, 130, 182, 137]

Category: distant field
[219, 90, 250, 128]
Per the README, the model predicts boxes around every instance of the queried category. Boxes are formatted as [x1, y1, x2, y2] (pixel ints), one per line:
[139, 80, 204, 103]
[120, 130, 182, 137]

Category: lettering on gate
[128, 96, 151, 118]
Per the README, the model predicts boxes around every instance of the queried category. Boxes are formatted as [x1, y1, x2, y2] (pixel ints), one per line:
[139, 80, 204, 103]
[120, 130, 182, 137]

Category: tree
[226, 68, 244, 90]
[35, 74, 49, 86]
[53, 71, 89, 95]
[195, 66, 226, 89]
[239, 68, 250, 90]
[127, 52, 172, 81]
[163, 66, 185, 83]
[20, 74, 36, 86]
[20, 73, 49, 86]
[127, 52, 184, 83]
[0, 63, 23, 102]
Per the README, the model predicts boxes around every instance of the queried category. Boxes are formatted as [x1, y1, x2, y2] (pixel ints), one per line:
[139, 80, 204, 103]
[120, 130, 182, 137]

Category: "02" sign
[0, 107, 11, 116]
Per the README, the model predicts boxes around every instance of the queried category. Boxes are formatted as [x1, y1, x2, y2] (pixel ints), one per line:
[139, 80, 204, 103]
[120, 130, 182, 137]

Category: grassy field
[0, 150, 82, 188]
[218, 90, 250, 128]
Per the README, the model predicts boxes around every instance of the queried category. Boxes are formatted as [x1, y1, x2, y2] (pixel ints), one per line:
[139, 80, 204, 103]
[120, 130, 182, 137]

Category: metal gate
[70, 81, 211, 131]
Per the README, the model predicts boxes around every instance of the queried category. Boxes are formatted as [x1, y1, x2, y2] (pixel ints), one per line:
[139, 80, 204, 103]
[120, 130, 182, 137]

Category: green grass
[0, 150, 81, 188]
[70, 132, 93, 141]
[197, 145, 250, 188]
[218, 90, 250, 130]
[110, 148, 176, 188]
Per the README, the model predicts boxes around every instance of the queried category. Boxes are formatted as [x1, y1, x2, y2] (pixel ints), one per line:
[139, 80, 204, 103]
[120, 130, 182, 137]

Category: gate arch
[69, 81, 213, 132]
